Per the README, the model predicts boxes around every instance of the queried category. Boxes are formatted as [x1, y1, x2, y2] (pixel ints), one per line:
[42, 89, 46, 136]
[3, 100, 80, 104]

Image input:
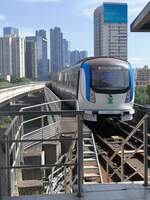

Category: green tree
[11, 76, 31, 83]
[3, 116, 12, 124]
[0, 76, 8, 82]
[146, 85, 150, 97]
[135, 85, 147, 104]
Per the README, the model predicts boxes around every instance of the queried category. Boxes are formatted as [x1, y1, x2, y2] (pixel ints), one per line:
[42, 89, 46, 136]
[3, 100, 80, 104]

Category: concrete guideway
[0, 82, 45, 107]
[1, 86, 150, 199]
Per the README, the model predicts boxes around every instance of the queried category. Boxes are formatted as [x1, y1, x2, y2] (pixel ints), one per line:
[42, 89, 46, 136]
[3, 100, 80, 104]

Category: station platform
[3, 183, 150, 200]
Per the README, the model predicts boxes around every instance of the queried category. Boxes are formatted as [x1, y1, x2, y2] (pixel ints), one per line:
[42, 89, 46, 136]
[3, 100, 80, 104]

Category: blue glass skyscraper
[36, 30, 48, 80]
[25, 36, 37, 80]
[94, 2, 128, 61]
[50, 27, 63, 72]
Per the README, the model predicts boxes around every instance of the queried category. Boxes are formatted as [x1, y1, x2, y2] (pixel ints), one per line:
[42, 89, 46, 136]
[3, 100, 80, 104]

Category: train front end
[79, 58, 135, 121]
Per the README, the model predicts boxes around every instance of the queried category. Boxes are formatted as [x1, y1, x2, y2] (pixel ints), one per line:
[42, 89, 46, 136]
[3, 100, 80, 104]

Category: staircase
[83, 132, 103, 184]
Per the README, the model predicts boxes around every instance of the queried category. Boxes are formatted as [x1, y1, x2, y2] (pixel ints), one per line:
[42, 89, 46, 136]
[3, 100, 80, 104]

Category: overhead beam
[131, 2, 150, 32]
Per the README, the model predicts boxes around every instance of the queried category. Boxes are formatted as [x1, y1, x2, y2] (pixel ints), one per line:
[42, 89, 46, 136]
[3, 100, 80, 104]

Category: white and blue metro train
[50, 57, 135, 121]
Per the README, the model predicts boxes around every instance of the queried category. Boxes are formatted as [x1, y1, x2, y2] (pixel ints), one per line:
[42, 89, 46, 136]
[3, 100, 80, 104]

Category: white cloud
[0, 14, 7, 22]
[81, 7, 95, 19]
[20, 0, 61, 3]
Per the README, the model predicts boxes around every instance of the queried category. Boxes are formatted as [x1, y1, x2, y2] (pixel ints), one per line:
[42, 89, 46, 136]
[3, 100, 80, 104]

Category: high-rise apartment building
[11, 37, 25, 78]
[94, 2, 128, 60]
[50, 27, 63, 72]
[80, 51, 88, 60]
[25, 36, 37, 80]
[70, 50, 80, 66]
[36, 30, 48, 80]
[0, 36, 25, 78]
[3, 27, 19, 37]
[70, 50, 88, 66]
[63, 39, 70, 67]
[0, 37, 12, 77]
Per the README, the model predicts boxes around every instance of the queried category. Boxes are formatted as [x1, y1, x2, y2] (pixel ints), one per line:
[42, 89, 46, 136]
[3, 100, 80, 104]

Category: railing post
[77, 113, 83, 197]
[5, 135, 11, 196]
[41, 105, 44, 142]
[143, 115, 148, 186]
[0, 147, 2, 199]
[69, 147, 73, 193]
[121, 144, 124, 182]
[20, 114, 24, 163]
[64, 166, 67, 193]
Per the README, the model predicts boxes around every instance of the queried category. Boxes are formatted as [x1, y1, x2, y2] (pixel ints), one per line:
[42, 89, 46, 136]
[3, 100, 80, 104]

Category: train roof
[77, 56, 130, 67]
[61, 57, 130, 73]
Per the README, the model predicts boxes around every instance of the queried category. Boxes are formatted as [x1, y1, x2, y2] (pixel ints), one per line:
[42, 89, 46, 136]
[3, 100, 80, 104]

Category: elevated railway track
[0, 84, 150, 198]
[0, 82, 45, 108]
[86, 106, 150, 183]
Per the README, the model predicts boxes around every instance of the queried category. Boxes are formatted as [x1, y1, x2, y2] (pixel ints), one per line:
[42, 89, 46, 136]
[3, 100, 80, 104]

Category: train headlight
[90, 89, 96, 103]
[125, 90, 131, 103]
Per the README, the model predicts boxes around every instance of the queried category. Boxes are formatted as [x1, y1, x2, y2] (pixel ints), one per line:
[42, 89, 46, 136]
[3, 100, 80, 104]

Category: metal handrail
[20, 100, 79, 111]
[23, 115, 47, 124]
[0, 110, 84, 116]
[3, 116, 18, 137]
[0, 108, 84, 198]
[91, 133, 104, 183]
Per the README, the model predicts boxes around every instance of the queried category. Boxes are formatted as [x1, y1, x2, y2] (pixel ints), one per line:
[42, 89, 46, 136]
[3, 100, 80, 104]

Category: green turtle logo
[107, 94, 113, 104]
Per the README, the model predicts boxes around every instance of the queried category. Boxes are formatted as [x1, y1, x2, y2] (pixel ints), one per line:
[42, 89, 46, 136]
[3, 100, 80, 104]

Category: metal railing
[108, 114, 149, 185]
[46, 131, 77, 194]
[0, 101, 84, 198]
[91, 133, 104, 183]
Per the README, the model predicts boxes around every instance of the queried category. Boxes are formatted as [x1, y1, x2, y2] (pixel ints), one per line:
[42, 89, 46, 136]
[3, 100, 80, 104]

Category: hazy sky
[0, 0, 150, 68]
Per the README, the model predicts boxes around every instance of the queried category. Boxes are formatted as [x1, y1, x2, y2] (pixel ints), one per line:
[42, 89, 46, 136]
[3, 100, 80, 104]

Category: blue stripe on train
[129, 64, 134, 101]
[82, 63, 90, 101]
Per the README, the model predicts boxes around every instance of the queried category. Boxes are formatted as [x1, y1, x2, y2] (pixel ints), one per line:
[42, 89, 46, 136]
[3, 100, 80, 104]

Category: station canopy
[131, 2, 150, 32]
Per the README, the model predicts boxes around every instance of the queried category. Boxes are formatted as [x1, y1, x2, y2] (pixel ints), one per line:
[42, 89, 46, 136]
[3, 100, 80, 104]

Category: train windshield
[91, 66, 129, 93]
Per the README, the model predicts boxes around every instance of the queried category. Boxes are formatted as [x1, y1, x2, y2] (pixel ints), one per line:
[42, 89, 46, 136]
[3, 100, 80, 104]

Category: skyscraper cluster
[0, 2, 127, 81]
[0, 27, 48, 81]
[50, 27, 88, 72]
[0, 26, 88, 80]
